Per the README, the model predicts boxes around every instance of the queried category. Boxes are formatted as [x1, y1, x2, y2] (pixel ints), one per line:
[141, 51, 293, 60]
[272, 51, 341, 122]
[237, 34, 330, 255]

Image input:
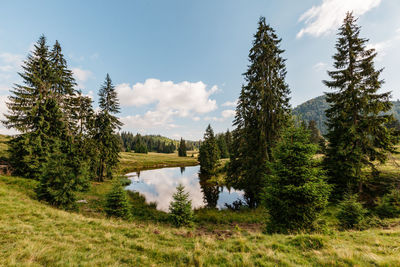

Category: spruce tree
[105, 181, 131, 219]
[35, 98, 89, 208]
[198, 125, 220, 175]
[216, 133, 229, 159]
[95, 74, 123, 181]
[3, 36, 54, 132]
[264, 125, 331, 233]
[178, 138, 187, 157]
[324, 13, 398, 198]
[169, 184, 194, 227]
[228, 17, 291, 208]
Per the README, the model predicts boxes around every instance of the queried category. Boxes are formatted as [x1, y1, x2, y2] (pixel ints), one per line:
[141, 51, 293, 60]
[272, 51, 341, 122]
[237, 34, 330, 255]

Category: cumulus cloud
[297, 0, 382, 38]
[221, 109, 236, 118]
[117, 79, 218, 132]
[117, 78, 217, 116]
[204, 109, 236, 122]
[222, 100, 237, 107]
[72, 68, 93, 82]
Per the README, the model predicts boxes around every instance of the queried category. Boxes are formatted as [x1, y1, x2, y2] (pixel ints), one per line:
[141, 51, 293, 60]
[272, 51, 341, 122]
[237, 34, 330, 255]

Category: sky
[1, 0, 400, 139]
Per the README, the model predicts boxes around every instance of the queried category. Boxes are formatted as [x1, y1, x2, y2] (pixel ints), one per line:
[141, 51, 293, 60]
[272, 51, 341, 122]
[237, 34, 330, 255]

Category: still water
[125, 165, 243, 212]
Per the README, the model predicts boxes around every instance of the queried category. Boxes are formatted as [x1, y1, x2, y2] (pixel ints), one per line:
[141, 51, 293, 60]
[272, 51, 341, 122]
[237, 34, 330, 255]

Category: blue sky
[1, 0, 400, 139]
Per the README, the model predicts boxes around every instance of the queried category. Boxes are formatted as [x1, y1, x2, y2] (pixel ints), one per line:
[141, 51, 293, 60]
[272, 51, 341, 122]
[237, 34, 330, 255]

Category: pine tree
[198, 125, 220, 175]
[178, 138, 187, 157]
[49, 40, 78, 133]
[3, 36, 54, 132]
[216, 133, 229, 159]
[323, 13, 398, 198]
[35, 98, 89, 208]
[105, 181, 131, 219]
[169, 184, 194, 227]
[95, 74, 123, 181]
[228, 17, 291, 208]
[264, 125, 331, 233]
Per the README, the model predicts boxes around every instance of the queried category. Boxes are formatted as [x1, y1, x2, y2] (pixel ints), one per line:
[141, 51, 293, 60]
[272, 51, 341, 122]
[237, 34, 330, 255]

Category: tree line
[2, 36, 122, 208]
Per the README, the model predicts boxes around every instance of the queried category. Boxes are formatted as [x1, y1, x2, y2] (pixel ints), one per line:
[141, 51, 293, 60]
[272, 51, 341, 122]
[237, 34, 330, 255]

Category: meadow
[1, 174, 400, 266]
[1, 135, 400, 266]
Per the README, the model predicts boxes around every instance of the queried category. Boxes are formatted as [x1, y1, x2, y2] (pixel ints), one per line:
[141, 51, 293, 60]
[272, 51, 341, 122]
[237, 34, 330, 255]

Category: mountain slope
[293, 95, 400, 134]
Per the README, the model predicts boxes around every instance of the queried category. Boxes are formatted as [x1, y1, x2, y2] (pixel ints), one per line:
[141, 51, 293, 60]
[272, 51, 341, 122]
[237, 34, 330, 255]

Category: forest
[1, 11, 400, 266]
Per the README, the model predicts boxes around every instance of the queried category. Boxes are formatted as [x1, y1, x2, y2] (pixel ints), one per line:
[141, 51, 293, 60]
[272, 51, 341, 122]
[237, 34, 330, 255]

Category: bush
[169, 184, 194, 227]
[375, 189, 400, 218]
[337, 194, 367, 229]
[104, 181, 131, 219]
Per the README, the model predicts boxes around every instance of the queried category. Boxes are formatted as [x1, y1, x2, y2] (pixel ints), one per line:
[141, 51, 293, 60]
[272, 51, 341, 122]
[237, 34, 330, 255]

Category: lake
[125, 165, 244, 212]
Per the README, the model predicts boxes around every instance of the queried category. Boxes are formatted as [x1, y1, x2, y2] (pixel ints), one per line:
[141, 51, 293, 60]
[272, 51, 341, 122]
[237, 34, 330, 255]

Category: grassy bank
[118, 151, 198, 174]
[1, 175, 400, 266]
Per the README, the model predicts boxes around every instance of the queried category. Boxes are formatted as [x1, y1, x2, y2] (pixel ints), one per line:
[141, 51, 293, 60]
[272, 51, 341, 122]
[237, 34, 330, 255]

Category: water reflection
[125, 165, 243, 212]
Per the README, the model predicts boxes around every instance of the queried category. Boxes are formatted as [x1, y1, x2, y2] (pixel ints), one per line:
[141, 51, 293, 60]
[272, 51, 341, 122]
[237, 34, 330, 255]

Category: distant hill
[293, 95, 400, 135]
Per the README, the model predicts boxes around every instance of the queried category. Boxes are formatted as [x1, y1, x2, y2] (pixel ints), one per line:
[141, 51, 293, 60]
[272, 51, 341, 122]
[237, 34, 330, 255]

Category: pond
[125, 165, 244, 212]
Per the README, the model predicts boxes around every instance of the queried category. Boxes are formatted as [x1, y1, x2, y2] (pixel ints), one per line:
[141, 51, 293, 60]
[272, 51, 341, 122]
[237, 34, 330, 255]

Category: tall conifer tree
[95, 74, 122, 181]
[199, 125, 220, 175]
[324, 13, 398, 197]
[228, 17, 291, 207]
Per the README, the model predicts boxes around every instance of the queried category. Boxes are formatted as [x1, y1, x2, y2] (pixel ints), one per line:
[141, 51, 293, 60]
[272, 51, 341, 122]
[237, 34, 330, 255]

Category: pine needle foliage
[228, 17, 291, 208]
[264, 125, 331, 233]
[323, 13, 399, 198]
[169, 184, 194, 227]
[104, 181, 132, 219]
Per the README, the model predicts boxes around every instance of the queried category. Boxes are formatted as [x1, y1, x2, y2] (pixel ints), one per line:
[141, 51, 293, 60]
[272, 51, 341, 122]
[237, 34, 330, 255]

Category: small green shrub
[375, 189, 400, 218]
[337, 194, 367, 229]
[104, 181, 131, 219]
[169, 184, 193, 227]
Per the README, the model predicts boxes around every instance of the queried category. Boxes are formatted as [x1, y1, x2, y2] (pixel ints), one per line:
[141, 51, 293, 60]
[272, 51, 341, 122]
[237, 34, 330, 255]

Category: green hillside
[293, 96, 400, 134]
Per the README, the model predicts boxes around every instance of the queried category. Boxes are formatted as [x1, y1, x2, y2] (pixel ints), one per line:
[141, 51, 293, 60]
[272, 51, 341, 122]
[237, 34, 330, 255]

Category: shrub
[169, 184, 194, 227]
[104, 181, 131, 219]
[375, 189, 400, 218]
[337, 194, 367, 229]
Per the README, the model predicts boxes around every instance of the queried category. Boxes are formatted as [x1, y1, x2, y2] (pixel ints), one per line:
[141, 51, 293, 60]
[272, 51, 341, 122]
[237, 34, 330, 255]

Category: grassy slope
[1, 176, 400, 266]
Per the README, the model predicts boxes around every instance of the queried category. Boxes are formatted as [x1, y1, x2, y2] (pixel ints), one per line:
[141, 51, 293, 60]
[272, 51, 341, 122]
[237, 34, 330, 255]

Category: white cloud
[366, 28, 400, 60]
[221, 109, 236, 118]
[313, 62, 327, 72]
[72, 68, 93, 82]
[222, 100, 237, 107]
[118, 79, 218, 132]
[117, 78, 217, 117]
[0, 95, 17, 135]
[204, 109, 235, 122]
[297, 0, 382, 38]
[0, 53, 23, 73]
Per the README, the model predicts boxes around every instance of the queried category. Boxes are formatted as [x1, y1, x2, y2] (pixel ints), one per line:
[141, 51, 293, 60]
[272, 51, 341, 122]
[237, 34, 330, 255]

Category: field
[1, 135, 400, 266]
[1, 175, 400, 266]
[118, 151, 198, 174]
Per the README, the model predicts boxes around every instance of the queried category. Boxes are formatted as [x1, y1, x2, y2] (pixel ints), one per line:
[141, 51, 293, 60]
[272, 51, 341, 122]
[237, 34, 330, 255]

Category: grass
[0, 134, 11, 160]
[118, 151, 198, 174]
[1, 175, 400, 266]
